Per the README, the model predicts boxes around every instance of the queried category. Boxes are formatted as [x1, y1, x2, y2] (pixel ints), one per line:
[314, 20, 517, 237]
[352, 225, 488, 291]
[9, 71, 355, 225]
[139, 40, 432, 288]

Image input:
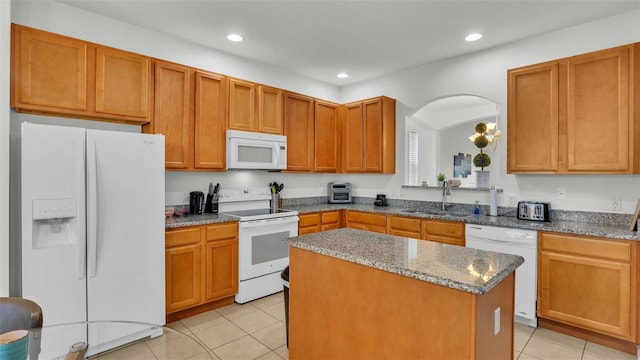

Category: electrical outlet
[557, 187, 566, 200]
[494, 307, 501, 335]
[612, 198, 622, 211]
[507, 194, 516, 206]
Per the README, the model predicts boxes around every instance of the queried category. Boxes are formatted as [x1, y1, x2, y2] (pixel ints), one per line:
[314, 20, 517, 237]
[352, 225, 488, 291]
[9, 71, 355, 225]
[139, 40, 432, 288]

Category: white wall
[341, 10, 640, 213]
[1, 0, 11, 296]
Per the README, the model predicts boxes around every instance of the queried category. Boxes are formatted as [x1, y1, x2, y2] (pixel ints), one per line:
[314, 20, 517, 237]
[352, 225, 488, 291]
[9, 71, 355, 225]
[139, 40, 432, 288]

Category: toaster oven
[328, 182, 352, 204]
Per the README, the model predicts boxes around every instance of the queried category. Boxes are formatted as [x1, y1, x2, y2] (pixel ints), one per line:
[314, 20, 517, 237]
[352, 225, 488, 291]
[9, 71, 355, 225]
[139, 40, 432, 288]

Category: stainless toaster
[517, 201, 551, 222]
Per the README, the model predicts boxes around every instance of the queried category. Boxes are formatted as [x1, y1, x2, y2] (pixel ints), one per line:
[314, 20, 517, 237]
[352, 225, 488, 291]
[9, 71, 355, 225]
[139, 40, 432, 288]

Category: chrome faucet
[441, 180, 451, 211]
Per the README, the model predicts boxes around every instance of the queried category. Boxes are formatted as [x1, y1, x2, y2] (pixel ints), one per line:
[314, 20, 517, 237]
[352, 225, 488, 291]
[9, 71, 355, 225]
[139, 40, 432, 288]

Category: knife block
[204, 194, 219, 214]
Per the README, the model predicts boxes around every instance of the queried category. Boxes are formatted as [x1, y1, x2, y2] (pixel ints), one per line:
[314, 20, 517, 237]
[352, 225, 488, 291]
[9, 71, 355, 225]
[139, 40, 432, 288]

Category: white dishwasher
[465, 224, 538, 327]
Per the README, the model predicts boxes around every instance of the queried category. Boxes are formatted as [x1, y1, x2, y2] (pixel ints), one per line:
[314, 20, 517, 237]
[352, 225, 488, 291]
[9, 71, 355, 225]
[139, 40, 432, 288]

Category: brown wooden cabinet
[538, 232, 637, 343]
[228, 78, 256, 132]
[152, 64, 227, 171]
[153, 60, 192, 169]
[508, 43, 640, 174]
[314, 100, 339, 172]
[165, 222, 238, 320]
[284, 92, 315, 171]
[204, 223, 238, 301]
[299, 211, 342, 235]
[258, 85, 283, 134]
[165, 227, 202, 314]
[194, 71, 227, 170]
[345, 210, 387, 234]
[387, 215, 422, 239]
[11, 24, 151, 124]
[423, 219, 465, 246]
[340, 96, 396, 174]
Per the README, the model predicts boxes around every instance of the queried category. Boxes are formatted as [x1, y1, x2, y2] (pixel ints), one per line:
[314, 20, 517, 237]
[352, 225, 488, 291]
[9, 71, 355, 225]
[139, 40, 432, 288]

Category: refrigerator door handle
[87, 138, 98, 278]
[77, 146, 87, 280]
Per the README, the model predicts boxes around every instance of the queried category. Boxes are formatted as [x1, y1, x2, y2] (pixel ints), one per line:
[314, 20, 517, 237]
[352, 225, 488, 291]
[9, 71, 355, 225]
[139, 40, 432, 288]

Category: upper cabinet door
[95, 47, 150, 119]
[284, 92, 314, 171]
[314, 100, 338, 172]
[507, 62, 560, 173]
[342, 102, 364, 172]
[194, 71, 227, 170]
[154, 61, 192, 170]
[258, 86, 283, 134]
[12, 24, 88, 111]
[363, 98, 384, 172]
[566, 46, 632, 172]
[228, 79, 256, 132]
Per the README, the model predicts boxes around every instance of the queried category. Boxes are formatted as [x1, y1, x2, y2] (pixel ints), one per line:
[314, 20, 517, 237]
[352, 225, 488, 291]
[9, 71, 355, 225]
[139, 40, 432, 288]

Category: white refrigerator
[15, 122, 165, 358]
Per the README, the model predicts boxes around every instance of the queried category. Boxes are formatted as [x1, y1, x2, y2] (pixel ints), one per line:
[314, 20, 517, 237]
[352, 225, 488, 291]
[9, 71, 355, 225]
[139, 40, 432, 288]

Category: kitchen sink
[399, 209, 469, 217]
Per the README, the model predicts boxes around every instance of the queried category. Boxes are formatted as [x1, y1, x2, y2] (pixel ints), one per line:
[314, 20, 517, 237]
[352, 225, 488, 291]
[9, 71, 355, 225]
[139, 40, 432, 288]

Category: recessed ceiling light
[465, 33, 483, 42]
[337, 73, 349, 79]
[227, 34, 243, 42]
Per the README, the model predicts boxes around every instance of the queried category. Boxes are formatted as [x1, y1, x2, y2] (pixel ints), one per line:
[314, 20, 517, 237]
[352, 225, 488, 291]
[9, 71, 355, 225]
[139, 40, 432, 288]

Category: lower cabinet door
[205, 238, 239, 301]
[165, 244, 202, 313]
[538, 251, 633, 340]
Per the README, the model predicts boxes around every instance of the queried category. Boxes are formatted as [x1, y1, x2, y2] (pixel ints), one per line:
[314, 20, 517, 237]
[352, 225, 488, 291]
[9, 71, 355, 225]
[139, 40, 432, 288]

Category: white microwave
[226, 130, 287, 170]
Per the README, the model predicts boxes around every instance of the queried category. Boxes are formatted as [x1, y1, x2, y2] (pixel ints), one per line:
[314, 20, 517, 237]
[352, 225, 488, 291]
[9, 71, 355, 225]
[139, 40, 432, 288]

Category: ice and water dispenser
[31, 198, 78, 248]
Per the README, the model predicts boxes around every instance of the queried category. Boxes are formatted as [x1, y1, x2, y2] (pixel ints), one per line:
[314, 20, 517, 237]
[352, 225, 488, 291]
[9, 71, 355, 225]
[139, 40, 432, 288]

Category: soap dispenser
[473, 201, 480, 218]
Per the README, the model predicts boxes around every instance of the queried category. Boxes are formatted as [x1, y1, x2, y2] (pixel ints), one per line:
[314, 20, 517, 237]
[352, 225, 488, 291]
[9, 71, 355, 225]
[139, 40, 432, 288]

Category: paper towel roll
[489, 186, 498, 216]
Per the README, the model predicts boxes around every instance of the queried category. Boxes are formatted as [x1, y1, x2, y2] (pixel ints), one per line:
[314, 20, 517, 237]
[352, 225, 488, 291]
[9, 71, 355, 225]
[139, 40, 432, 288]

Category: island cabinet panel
[153, 61, 192, 169]
[340, 96, 396, 174]
[387, 215, 422, 239]
[508, 43, 640, 174]
[538, 232, 637, 346]
[284, 92, 315, 171]
[345, 210, 386, 234]
[11, 24, 151, 124]
[424, 219, 465, 246]
[257, 85, 283, 134]
[165, 228, 202, 314]
[314, 100, 339, 172]
[194, 71, 227, 170]
[228, 78, 256, 132]
[289, 247, 515, 359]
[165, 222, 238, 322]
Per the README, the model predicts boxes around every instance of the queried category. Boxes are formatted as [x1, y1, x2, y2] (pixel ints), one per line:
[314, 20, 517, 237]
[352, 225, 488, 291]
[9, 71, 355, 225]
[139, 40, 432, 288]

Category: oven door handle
[240, 216, 300, 228]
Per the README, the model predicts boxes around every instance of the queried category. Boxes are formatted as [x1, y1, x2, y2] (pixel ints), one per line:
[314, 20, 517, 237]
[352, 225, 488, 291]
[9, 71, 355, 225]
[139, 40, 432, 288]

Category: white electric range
[219, 187, 299, 304]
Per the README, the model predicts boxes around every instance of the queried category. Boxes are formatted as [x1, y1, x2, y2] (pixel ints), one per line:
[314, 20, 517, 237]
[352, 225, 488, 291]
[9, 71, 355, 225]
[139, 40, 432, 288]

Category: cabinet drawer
[321, 211, 340, 224]
[424, 219, 464, 239]
[299, 213, 321, 227]
[388, 216, 422, 233]
[346, 211, 387, 226]
[205, 222, 238, 241]
[540, 232, 632, 262]
[166, 227, 202, 247]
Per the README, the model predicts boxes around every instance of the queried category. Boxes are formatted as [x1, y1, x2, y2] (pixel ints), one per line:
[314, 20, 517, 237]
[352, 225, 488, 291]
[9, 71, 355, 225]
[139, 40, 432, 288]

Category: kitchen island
[284, 228, 524, 359]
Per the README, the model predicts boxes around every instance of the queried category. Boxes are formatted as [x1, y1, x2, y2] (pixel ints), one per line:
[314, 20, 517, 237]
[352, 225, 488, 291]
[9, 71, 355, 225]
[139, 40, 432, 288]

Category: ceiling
[56, 0, 640, 86]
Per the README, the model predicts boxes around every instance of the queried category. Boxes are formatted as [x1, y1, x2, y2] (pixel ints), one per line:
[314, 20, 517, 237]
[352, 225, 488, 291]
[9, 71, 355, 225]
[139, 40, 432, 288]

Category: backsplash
[282, 196, 634, 228]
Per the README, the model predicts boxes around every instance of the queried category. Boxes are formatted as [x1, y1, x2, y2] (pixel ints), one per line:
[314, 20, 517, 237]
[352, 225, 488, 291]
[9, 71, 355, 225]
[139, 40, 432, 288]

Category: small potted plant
[437, 172, 446, 187]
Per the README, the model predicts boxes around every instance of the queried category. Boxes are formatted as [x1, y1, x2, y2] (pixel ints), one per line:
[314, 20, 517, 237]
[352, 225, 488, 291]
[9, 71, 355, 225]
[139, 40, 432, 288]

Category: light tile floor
[103, 291, 637, 359]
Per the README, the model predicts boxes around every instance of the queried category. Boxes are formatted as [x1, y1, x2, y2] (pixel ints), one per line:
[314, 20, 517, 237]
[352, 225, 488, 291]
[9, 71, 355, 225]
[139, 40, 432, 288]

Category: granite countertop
[165, 213, 238, 229]
[285, 203, 640, 241]
[285, 228, 524, 294]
